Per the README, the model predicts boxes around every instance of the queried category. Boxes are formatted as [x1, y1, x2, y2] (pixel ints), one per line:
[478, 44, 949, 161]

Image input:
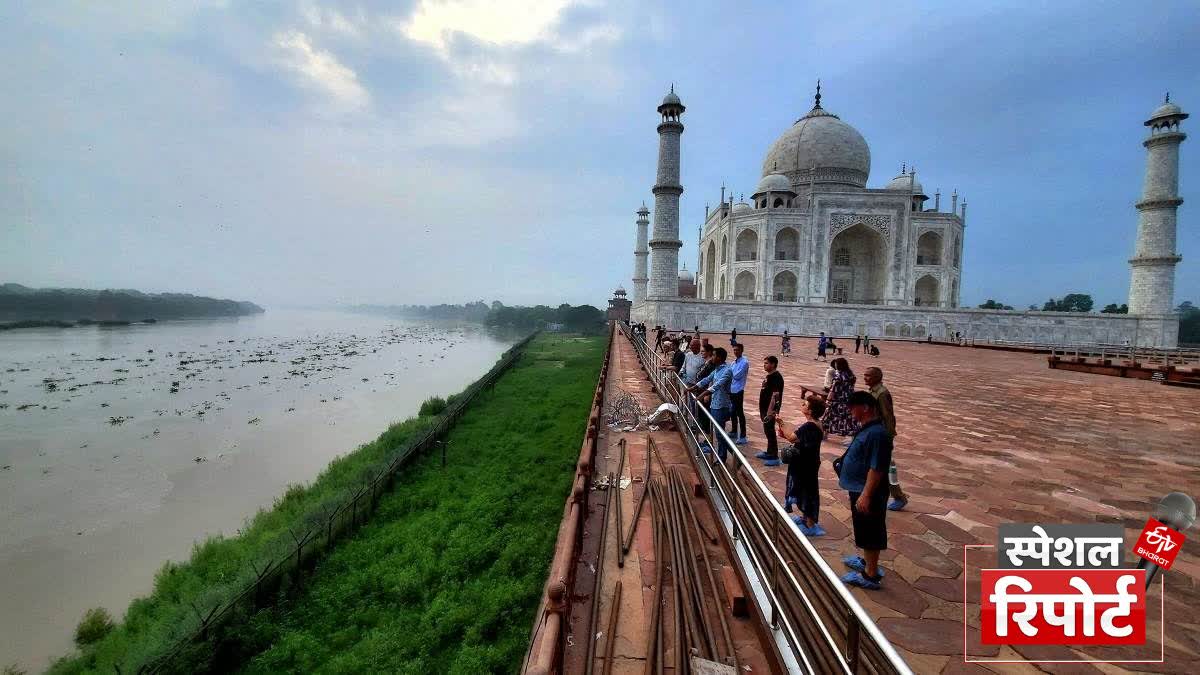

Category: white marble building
[630, 85, 1186, 348]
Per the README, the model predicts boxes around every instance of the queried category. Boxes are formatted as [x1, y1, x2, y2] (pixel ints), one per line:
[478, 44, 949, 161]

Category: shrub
[74, 607, 115, 647]
[418, 396, 447, 417]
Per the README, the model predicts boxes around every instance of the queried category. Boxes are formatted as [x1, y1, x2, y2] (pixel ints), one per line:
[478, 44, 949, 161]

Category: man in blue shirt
[816, 331, 828, 362]
[728, 342, 750, 445]
[688, 347, 733, 461]
[838, 390, 893, 590]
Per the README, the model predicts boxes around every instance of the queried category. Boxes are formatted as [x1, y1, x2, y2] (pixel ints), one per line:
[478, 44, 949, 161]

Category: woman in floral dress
[820, 358, 859, 437]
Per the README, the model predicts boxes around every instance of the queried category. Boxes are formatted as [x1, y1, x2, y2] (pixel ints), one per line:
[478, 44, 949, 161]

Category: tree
[1179, 300, 1200, 344]
[1043, 294, 1094, 312]
[1028, 304, 1039, 311]
[1101, 303, 1129, 314]
[978, 299, 1014, 310]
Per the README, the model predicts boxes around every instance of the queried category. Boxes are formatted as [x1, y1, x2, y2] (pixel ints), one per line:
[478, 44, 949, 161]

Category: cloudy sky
[1, 0, 1197, 309]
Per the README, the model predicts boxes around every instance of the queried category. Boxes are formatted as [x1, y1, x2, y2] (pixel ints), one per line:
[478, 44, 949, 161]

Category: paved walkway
[701, 335, 1200, 674]
[565, 332, 781, 673]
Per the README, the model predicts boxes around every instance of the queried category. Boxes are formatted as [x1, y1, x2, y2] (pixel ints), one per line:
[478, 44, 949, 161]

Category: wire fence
[131, 331, 541, 674]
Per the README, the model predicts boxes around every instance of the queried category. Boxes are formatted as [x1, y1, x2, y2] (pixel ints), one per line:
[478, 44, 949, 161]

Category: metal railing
[619, 324, 911, 675]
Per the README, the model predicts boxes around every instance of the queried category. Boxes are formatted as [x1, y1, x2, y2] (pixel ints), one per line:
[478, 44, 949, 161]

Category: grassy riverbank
[47, 333, 604, 673]
[223, 334, 605, 673]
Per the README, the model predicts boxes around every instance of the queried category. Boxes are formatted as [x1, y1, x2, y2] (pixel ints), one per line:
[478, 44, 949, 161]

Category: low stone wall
[631, 298, 1180, 348]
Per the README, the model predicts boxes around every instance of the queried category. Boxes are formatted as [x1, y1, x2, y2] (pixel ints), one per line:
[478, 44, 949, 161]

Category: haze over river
[0, 309, 516, 670]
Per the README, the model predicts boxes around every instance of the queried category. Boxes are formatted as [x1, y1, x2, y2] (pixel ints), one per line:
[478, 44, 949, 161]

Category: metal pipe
[600, 581, 623, 675]
[585, 471, 615, 675]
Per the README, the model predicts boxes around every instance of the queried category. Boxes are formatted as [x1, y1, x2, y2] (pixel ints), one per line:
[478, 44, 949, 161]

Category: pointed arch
[735, 229, 759, 262]
[775, 227, 800, 261]
[719, 275, 726, 299]
[720, 235, 728, 265]
[917, 231, 942, 265]
[704, 241, 717, 299]
[772, 270, 798, 302]
[827, 223, 887, 305]
[734, 270, 756, 300]
[914, 274, 940, 307]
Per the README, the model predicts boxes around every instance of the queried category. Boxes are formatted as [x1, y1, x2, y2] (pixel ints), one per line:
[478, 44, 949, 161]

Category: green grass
[220, 334, 605, 673]
[48, 338, 555, 674]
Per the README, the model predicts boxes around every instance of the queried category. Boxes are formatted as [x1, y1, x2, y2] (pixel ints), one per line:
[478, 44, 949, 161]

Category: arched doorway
[775, 227, 800, 261]
[917, 231, 942, 265]
[772, 270, 798, 302]
[827, 224, 887, 305]
[734, 271, 756, 300]
[704, 241, 717, 299]
[914, 274, 940, 307]
[720, 235, 728, 265]
[735, 229, 759, 262]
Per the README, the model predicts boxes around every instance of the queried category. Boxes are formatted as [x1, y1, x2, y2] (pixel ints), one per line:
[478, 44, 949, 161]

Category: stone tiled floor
[699, 335, 1200, 674]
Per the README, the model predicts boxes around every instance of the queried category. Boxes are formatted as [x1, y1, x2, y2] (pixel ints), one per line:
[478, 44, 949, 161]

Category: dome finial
[814, 79, 822, 109]
[1165, 91, 1170, 103]
[901, 162, 906, 174]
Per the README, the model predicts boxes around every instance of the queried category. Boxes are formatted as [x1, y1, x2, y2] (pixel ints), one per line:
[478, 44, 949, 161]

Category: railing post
[847, 614, 862, 674]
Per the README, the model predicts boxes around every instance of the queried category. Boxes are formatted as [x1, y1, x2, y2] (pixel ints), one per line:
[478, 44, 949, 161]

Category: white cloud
[400, 0, 574, 53]
[272, 30, 369, 112]
[299, 2, 368, 40]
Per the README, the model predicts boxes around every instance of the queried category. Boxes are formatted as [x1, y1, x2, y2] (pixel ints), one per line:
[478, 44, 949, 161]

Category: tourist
[777, 398, 826, 536]
[869, 344, 880, 357]
[781, 330, 791, 357]
[755, 355, 785, 466]
[655, 325, 665, 348]
[816, 331, 828, 361]
[682, 339, 706, 386]
[821, 358, 859, 437]
[693, 344, 717, 436]
[864, 367, 909, 511]
[688, 347, 734, 461]
[863, 334, 871, 354]
[839, 391, 893, 590]
[730, 327, 738, 346]
[660, 338, 685, 374]
[729, 342, 750, 445]
[855, 335, 862, 353]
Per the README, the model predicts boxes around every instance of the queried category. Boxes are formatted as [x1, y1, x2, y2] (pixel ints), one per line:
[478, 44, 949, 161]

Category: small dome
[677, 268, 694, 282]
[614, 285, 626, 296]
[753, 173, 794, 196]
[884, 172, 927, 199]
[662, 90, 681, 106]
[732, 200, 752, 213]
[1146, 98, 1187, 125]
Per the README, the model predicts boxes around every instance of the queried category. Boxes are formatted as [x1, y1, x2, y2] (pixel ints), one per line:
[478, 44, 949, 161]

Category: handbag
[832, 452, 845, 477]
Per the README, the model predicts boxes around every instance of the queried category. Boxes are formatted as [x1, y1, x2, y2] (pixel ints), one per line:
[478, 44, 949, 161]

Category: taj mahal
[627, 84, 1187, 348]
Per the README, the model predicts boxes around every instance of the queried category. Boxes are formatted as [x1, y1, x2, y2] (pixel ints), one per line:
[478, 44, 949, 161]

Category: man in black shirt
[754, 355, 785, 466]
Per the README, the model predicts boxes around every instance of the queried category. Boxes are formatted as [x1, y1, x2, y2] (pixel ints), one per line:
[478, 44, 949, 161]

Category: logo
[981, 523, 1146, 646]
[1133, 518, 1185, 570]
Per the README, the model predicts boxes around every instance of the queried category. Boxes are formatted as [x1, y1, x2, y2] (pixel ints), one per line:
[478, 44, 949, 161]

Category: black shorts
[848, 490, 889, 551]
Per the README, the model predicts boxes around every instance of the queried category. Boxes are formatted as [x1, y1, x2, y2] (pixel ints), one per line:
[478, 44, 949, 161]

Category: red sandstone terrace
[699, 333, 1200, 673]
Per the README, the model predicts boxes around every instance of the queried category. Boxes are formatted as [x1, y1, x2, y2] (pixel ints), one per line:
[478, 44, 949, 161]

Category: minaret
[648, 86, 685, 298]
[632, 203, 650, 302]
[1129, 95, 1187, 315]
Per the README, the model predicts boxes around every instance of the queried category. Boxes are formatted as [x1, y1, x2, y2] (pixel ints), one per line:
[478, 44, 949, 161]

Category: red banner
[981, 569, 1145, 645]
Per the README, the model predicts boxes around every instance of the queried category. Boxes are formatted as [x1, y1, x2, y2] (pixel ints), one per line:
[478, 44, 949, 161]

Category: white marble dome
[761, 105, 871, 188]
[677, 268, 694, 282]
[884, 172, 924, 196]
[754, 172, 793, 195]
[732, 200, 752, 213]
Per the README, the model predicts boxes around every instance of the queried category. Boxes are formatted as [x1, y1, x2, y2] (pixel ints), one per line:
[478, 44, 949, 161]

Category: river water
[0, 309, 516, 670]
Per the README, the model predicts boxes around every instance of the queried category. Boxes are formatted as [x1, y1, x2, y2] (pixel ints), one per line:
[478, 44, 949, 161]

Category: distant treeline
[352, 300, 605, 333]
[0, 283, 264, 323]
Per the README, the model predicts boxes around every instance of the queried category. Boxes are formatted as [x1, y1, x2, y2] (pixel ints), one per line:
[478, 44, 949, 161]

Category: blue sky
[1, 0, 1197, 310]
